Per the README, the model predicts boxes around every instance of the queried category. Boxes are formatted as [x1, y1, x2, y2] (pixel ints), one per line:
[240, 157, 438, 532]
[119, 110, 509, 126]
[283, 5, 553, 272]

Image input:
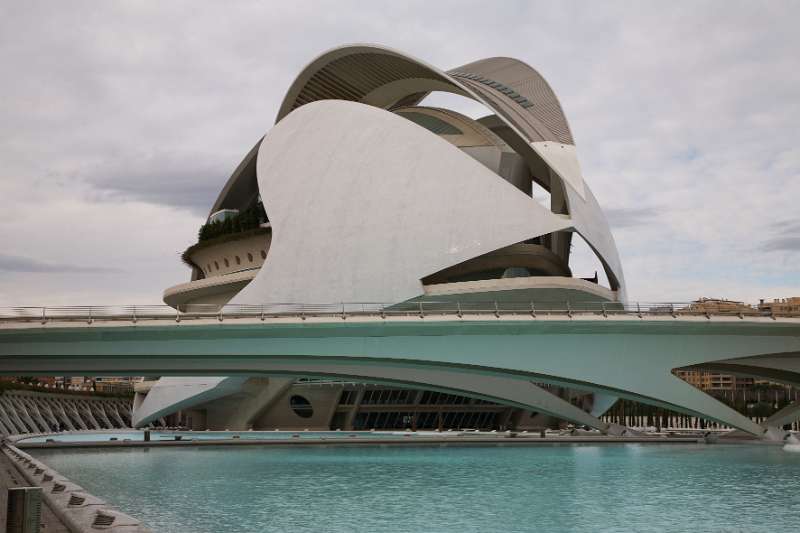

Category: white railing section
[0, 301, 797, 325]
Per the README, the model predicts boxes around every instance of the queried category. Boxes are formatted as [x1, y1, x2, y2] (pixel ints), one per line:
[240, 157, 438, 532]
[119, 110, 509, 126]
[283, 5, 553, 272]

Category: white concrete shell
[132, 376, 247, 427]
[231, 100, 572, 305]
[272, 44, 625, 294]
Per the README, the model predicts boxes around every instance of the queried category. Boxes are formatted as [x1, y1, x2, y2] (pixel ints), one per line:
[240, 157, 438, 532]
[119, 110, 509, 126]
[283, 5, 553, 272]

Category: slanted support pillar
[343, 387, 365, 431]
[760, 399, 800, 440]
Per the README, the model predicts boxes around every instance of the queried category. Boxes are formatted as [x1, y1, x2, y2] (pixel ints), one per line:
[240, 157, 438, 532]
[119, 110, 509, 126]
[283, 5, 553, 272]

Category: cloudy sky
[0, 1, 797, 306]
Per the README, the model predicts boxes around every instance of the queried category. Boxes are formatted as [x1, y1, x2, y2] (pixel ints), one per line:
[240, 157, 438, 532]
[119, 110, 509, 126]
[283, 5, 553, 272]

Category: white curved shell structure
[147, 44, 631, 431]
[232, 100, 573, 305]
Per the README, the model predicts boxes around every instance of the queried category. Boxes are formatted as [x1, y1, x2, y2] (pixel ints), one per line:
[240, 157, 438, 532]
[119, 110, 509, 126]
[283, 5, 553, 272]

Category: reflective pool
[32, 444, 800, 532]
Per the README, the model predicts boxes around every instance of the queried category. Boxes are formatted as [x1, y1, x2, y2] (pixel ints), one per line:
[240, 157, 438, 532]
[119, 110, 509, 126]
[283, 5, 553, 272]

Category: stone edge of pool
[17, 434, 717, 450]
[2, 442, 152, 532]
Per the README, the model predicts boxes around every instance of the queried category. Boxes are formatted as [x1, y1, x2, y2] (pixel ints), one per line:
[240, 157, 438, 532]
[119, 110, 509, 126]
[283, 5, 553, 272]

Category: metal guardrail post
[40, 307, 46, 325]
[260, 304, 265, 322]
[418, 301, 425, 319]
[87, 307, 93, 325]
[529, 302, 536, 318]
[601, 302, 607, 318]
[175, 307, 181, 323]
[636, 302, 642, 319]
[566, 301, 572, 319]
[456, 302, 462, 319]
[132, 305, 137, 324]
[341, 303, 346, 320]
[670, 303, 677, 318]
[494, 301, 500, 318]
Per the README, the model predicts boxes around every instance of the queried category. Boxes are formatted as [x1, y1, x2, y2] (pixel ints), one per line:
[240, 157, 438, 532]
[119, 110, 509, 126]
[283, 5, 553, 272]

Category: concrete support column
[766, 399, 800, 431]
[344, 387, 365, 431]
[225, 377, 294, 430]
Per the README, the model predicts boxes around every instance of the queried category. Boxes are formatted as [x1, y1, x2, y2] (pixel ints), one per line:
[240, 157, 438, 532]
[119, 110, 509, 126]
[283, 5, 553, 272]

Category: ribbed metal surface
[6, 487, 42, 533]
[291, 53, 441, 112]
[395, 110, 463, 135]
[448, 57, 574, 145]
[279, 47, 574, 146]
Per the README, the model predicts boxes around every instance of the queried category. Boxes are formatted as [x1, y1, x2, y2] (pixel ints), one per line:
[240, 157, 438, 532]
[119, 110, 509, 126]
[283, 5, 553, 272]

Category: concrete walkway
[0, 452, 69, 533]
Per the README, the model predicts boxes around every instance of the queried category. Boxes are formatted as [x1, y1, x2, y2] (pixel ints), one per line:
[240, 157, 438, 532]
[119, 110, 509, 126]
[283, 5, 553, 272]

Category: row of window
[449, 71, 535, 109]
[350, 410, 500, 430]
[338, 388, 497, 406]
[204, 249, 267, 275]
[360, 389, 415, 405]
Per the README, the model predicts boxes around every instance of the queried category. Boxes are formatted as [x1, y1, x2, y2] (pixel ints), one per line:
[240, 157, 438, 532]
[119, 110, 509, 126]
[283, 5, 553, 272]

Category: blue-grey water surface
[32, 444, 800, 532]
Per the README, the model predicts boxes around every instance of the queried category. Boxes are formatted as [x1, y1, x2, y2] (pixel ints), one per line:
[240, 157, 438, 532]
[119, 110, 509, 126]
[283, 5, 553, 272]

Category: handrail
[0, 301, 798, 325]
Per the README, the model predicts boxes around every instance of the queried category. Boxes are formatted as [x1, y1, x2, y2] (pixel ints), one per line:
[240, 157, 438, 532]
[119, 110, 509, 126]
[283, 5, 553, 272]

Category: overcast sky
[1, 1, 797, 306]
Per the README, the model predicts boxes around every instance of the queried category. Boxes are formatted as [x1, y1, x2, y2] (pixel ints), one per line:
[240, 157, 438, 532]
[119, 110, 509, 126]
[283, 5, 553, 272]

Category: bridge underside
[131, 366, 619, 432]
[1, 318, 799, 437]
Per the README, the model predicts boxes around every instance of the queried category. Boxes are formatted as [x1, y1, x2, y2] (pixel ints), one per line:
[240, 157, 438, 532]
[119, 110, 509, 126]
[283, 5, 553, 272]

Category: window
[290, 395, 313, 418]
[206, 264, 211, 272]
[395, 111, 463, 135]
[224, 258, 229, 268]
[247, 252, 253, 263]
[260, 250, 267, 260]
[214, 261, 219, 270]
[235, 256, 241, 265]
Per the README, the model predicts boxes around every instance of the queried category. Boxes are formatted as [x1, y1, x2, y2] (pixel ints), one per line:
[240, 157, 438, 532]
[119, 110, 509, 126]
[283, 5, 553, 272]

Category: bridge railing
[0, 301, 797, 324]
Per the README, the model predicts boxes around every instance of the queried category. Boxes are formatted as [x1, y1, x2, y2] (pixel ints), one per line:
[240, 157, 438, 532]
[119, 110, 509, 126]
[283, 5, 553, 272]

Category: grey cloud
[769, 219, 800, 235]
[603, 207, 661, 229]
[762, 237, 800, 252]
[80, 152, 231, 214]
[0, 254, 121, 274]
[761, 219, 800, 252]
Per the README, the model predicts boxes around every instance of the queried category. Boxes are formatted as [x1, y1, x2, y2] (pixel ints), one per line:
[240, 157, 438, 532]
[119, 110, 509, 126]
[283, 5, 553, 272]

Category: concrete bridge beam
[2, 318, 799, 437]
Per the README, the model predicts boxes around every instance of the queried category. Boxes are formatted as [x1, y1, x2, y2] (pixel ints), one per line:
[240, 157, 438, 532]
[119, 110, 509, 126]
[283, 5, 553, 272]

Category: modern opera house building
[135, 44, 626, 430]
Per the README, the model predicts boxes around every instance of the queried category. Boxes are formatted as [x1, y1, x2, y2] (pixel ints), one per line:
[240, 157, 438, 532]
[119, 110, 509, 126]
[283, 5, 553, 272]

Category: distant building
[94, 377, 141, 395]
[685, 298, 755, 314]
[758, 297, 800, 316]
[676, 297, 800, 392]
[675, 370, 755, 391]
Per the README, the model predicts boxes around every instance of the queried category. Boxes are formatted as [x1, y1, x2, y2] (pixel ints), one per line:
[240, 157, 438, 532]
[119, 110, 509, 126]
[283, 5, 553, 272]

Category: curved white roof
[231, 100, 572, 305]
[267, 44, 625, 296]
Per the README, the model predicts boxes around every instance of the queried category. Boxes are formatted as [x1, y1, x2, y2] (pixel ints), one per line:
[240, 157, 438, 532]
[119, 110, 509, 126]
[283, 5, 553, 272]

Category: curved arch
[209, 139, 262, 216]
[275, 44, 572, 150]
[448, 56, 574, 145]
[422, 243, 571, 285]
[273, 44, 625, 295]
[233, 99, 572, 305]
[393, 106, 507, 148]
[133, 366, 612, 432]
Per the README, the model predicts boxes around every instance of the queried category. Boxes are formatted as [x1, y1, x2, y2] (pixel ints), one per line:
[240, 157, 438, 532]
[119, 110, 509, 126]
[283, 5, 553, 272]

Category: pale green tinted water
[32, 444, 800, 533]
